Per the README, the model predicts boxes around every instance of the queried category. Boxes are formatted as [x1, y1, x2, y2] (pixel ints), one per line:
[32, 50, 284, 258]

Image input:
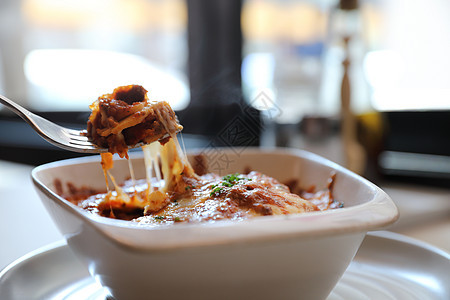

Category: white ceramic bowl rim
[32, 147, 399, 251]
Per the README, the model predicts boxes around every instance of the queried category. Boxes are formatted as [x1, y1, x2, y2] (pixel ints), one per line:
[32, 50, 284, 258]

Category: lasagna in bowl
[64, 85, 342, 224]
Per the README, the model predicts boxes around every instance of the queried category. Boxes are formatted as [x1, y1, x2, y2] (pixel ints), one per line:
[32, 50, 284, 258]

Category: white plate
[0, 231, 448, 300]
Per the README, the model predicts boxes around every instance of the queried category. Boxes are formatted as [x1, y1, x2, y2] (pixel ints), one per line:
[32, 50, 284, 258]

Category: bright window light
[24, 49, 189, 111]
[365, 0, 450, 111]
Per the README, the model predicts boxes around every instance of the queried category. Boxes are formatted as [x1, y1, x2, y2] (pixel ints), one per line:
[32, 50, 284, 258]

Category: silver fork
[0, 94, 106, 153]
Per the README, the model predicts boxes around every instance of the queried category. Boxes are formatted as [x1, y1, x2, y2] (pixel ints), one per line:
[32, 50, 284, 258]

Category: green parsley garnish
[209, 173, 251, 196]
[154, 216, 165, 221]
[174, 217, 181, 222]
[210, 186, 224, 196]
[221, 182, 233, 187]
[222, 173, 242, 184]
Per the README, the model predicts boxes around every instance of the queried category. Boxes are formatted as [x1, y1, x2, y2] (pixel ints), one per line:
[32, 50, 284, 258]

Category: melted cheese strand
[153, 155, 162, 186]
[155, 106, 194, 174]
[143, 142, 164, 193]
[100, 153, 114, 192]
[172, 134, 186, 163]
[160, 140, 175, 192]
[104, 169, 128, 218]
[148, 143, 162, 190]
[127, 158, 137, 194]
[107, 170, 126, 199]
[142, 144, 154, 199]
[102, 168, 110, 193]
[179, 132, 188, 160]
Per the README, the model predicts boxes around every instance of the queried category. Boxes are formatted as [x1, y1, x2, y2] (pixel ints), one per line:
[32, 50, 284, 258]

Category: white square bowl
[32, 148, 398, 300]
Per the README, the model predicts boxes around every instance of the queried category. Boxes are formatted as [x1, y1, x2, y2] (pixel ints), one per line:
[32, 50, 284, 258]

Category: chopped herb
[154, 216, 165, 221]
[210, 186, 224, 196]
[223, 173, 242, 184]
[222, 173, 252, 185]
[174, 217, 181, 222]
[185, 186, 195, 191]
[210, 173, 251, 197]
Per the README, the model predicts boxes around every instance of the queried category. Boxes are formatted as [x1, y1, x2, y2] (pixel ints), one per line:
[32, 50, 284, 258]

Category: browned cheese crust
[63, 171, 342, 225]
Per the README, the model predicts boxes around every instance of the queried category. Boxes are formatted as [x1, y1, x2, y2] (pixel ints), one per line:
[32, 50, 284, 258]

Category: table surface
[1, 159, 449, 271]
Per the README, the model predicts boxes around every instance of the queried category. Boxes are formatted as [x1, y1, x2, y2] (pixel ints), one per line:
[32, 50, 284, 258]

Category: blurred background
[0, 0, 450, 186]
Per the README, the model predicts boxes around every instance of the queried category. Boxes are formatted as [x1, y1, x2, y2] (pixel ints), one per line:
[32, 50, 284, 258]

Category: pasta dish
[60, 85, 343, 224]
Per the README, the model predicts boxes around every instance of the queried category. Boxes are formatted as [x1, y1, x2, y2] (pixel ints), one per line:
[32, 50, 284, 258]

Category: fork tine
[60, 128, 90, 141]
[64, 128, 85, 135]
[68, 135, 89, 142]
[64, 130, 88, 137]
[68, 139, 95, 146]
[62, 128, 105, 150]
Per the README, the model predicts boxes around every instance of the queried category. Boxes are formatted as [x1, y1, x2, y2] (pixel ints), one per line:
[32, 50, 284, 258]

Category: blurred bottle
[319, 0, 371, 117]
[320, 0, 383, 177]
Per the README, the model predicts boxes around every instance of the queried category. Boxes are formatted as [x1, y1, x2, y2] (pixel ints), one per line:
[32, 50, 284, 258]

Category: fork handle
[0, 94, 36, 122]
